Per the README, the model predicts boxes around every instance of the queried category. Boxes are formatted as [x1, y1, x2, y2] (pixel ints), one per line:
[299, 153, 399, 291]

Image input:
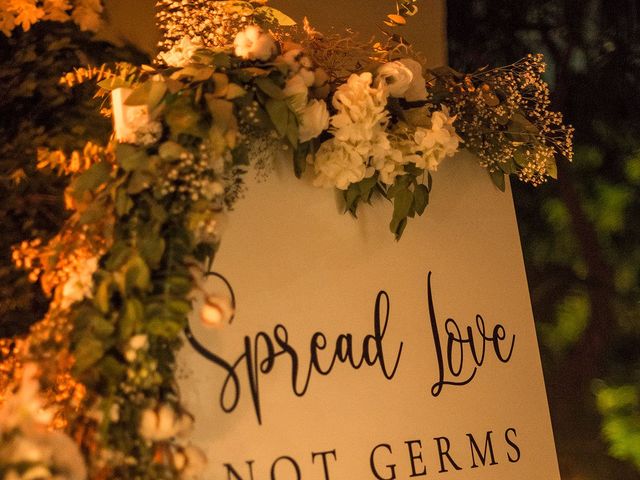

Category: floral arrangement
[0, 0, 103, 36]
[0, 1, 573, 479]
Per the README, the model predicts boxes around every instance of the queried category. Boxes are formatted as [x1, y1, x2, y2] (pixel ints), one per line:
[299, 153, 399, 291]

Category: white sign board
[178, 152, 561, 480]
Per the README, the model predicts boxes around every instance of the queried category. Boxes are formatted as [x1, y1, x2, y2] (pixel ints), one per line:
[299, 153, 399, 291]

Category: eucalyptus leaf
[120, 298, 144, 341]
[265, 99, 289, 137]
[255, 6, 297, 26]
[116, 143, 149, 172]
[71, 161, 111, 198]
[73, 337, 105, 374]
[255, 78, 285, 100]
[124, 256, 151, 293]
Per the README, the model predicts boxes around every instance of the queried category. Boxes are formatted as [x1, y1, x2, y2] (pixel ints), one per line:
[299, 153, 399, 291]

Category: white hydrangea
[312, 72, 392, 189]
[412, 107, 461, 171]
[313, 140, 373, 190]
[158, 36, 204, 67]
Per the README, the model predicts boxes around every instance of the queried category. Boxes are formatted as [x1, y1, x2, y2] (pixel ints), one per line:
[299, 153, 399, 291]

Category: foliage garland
[0, 1, 574, 479]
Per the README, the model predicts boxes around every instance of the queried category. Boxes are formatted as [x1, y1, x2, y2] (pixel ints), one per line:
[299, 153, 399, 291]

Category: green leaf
[358, 175, 379, 202]
[71, 161, 111, 198]
[147, 317, 184, 339]
[120, 298, 144, 341]
[139, 235, 165, 267]
[255, 6, 297, 26]
[105, 242, 132, 271]
[73, 337, 105, 374]
[168, 299, 192, 315]
[94, 277, 113, 314]
[173, 65, 215, 82]
[489, 169, 506, 191]
[390, 216, 408, 240]
[286, 111, 299, 147]
[265, 99, 289, 137]
[414, 184, 429, 215]
[127, 170, 153, 194]
[293, 142, 309, 177]
[158, 141, 185, 161]
[116, 144, 149, 172]
[125, 80, 167, 110]
[92, 316, 115, 339]
[345, 184, 360, 216]
[165, 100, 201, 137]
[98, 77, 131, 91]
[124, 256, 151, 293]
[226, 83, 246, 100]
[393, 186, 414, 219]
[205, 96, 235, 131]
[115, 188, 134, 217]
[255, 78, 285, 100]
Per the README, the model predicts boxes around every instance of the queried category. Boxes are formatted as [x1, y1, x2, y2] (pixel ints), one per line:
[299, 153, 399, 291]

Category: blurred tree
[447, 0, 640, 478]
[0, 21, 147, 338]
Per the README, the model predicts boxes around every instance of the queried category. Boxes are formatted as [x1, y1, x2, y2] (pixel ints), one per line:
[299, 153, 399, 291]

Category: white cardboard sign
[178, 152, 561, 480]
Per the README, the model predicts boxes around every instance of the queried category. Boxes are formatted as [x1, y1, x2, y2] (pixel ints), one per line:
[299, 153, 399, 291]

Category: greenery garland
[0, 1, 573, 479]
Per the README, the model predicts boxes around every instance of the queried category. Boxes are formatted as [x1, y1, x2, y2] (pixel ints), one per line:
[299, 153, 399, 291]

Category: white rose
[376, 60, 414, 97]
[298, 99, 330, 142]
[233, 25, 276, 61]
[399, 58, 428, 102]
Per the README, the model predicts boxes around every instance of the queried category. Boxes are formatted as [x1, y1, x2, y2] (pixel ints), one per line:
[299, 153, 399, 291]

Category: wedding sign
[178, 152, 561, 479]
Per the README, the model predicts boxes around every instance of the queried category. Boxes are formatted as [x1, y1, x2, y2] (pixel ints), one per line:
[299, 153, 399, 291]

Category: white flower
[298, 99, 330, 142]
[233, 25, 276, 61]
[175, 445, 207, 479]
[313, 140, 372, 190]
[376, 60, 414, 97]
[158, 36, 203, 67]
[278, 48, 312, 73]
[200, 295, 234, 328]
[412, 107, 461, 171]
[399, 58, 428, 102]
[283, 73, 309, 114]
[311, 72, 391, 190]
[372, 148, 409, 185]
[139, 405, 193, 442]
[59, 256, 98, 310]
[124, 334, 149, 362]
[0, 364, 87, 480]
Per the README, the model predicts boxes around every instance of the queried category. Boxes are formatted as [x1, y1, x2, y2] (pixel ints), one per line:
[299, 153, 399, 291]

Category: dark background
[448, 1, 640, 478]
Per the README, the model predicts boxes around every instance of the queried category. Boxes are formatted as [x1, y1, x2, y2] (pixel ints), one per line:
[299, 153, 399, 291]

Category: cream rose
[376, 60, 414, 97]
[233, 25, 276, 61]
[298, 99, 330, 142]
